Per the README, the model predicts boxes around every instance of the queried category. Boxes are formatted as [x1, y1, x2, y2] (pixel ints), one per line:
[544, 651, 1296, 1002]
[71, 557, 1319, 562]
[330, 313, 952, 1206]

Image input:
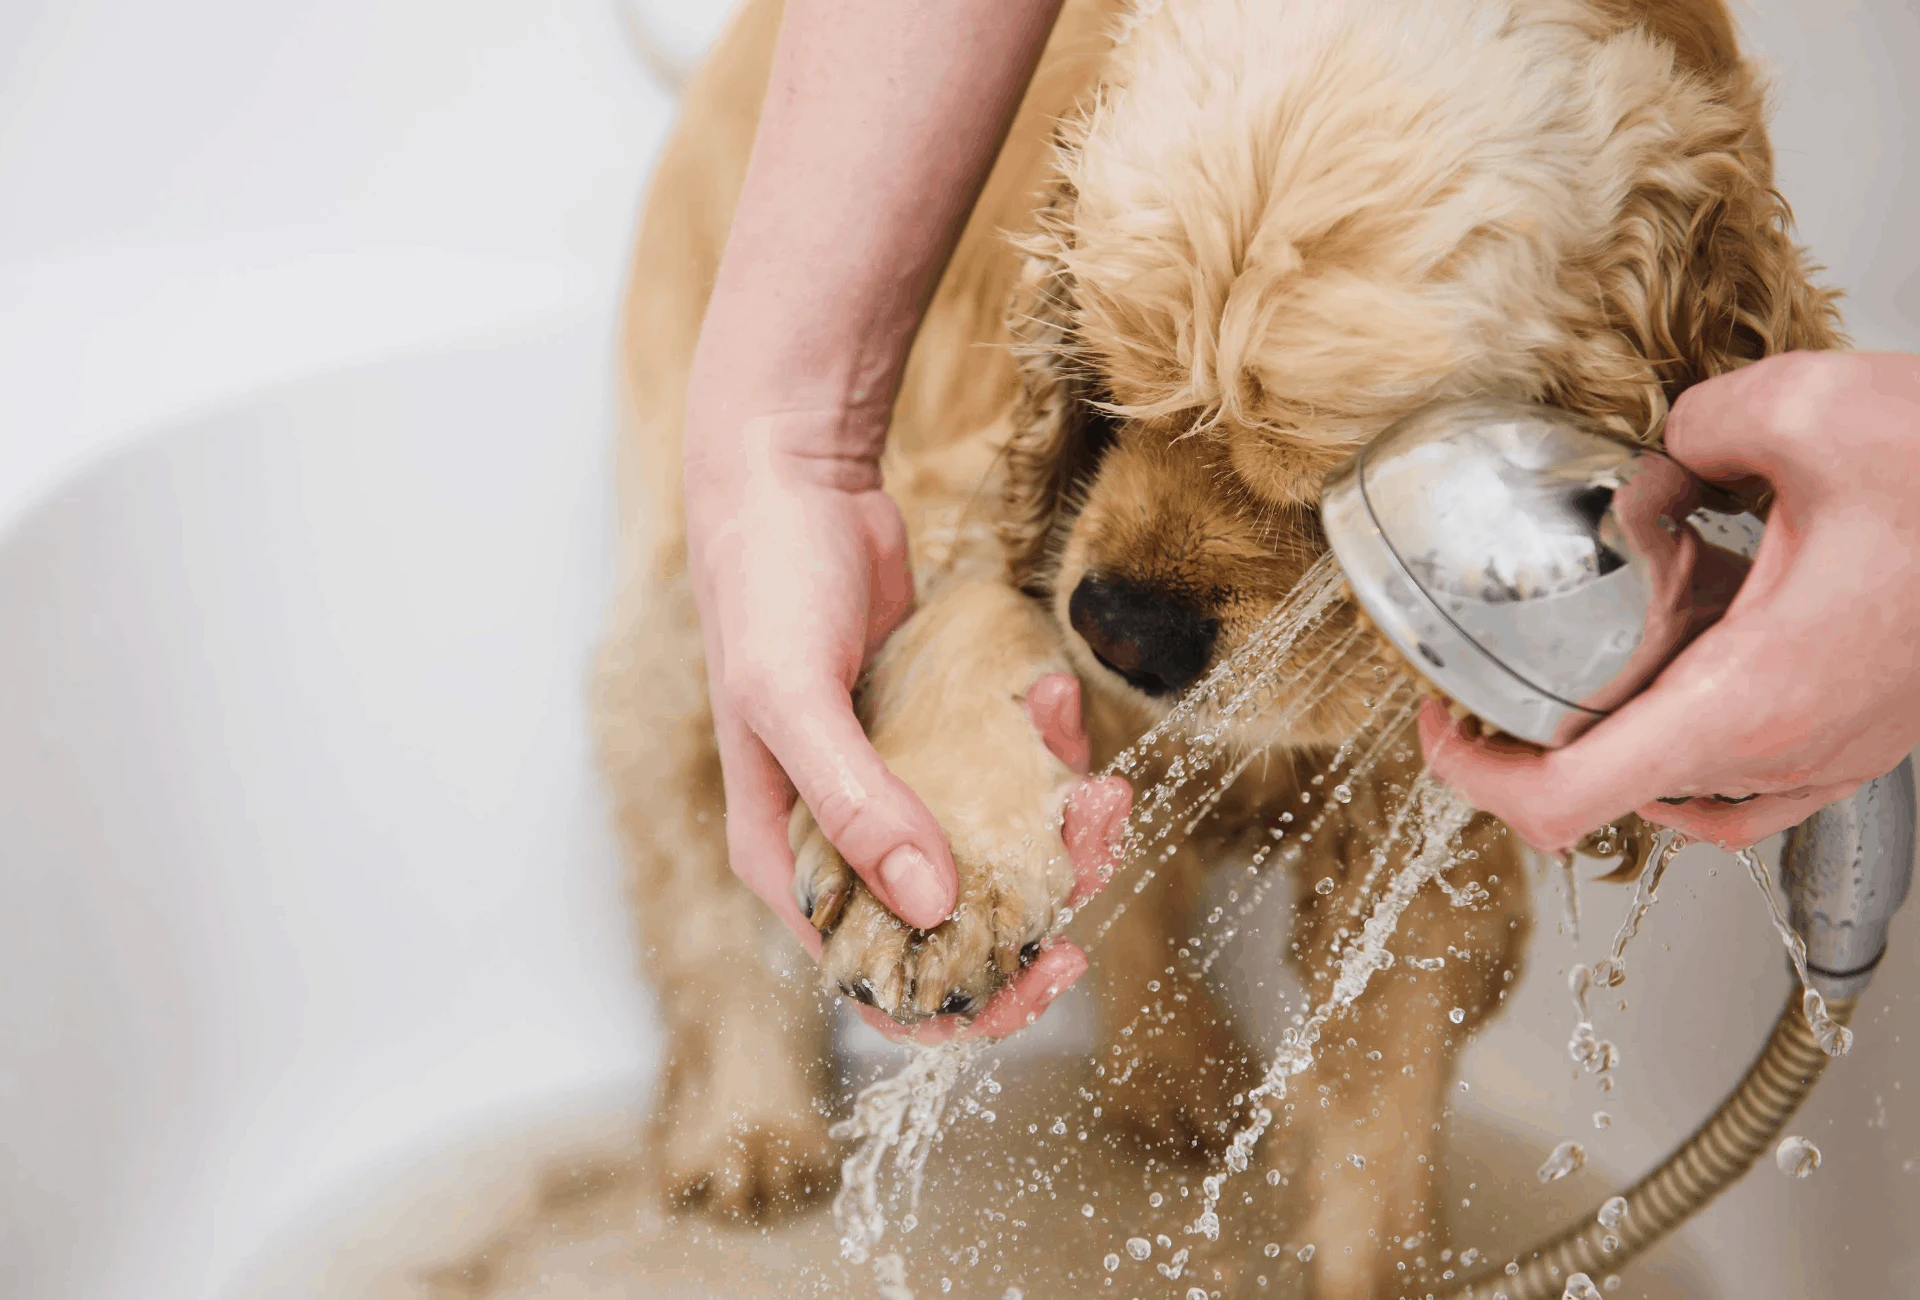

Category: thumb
[738, 673, 958, 928]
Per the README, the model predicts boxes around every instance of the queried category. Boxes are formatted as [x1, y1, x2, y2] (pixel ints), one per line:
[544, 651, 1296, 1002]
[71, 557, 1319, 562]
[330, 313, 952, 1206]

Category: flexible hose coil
[1442, 992, 1855, 1299]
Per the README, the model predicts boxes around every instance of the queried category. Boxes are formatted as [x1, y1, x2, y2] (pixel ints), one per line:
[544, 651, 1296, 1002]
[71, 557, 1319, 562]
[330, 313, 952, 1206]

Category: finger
[1663, 352, 1853, 486]
[1417, 648, 1769, 851]
[1637, 780, 1865, 850]
[855, 941, 1089, 1044]
[711, 700, 824, 958]
[734, 674, 958, 929]
[1025, 671, 1091, 774]
[1062, 775, 1132, 904]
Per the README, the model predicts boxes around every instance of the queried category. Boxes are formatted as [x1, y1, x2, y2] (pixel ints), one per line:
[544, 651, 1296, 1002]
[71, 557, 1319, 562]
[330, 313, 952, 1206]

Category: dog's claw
[937, 990, 976, 1016]
[807, 881, 850, 932]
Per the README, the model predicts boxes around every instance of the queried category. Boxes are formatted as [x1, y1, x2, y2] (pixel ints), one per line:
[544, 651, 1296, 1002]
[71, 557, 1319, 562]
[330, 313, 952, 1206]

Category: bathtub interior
[0, 320, 659, 1300]
[1, 1, 1917, 1298]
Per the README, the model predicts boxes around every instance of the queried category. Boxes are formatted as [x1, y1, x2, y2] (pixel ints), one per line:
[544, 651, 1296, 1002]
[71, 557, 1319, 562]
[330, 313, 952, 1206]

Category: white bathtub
[1, 2, 1916, 1298]
[0, 314, 667, 1299]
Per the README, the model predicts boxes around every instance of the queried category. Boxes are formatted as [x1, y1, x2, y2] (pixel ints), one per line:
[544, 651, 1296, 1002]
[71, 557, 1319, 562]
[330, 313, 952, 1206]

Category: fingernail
[879, 845, 947, 924]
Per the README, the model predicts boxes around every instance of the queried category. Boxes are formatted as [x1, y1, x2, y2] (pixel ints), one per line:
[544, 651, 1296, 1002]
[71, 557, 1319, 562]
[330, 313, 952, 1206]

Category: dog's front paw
[790, 803, 1070, 1023]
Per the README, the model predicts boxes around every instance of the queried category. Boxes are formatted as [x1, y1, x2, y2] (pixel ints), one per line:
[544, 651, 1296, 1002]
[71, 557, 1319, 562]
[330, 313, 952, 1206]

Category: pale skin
[689, 1, 1920, 1030]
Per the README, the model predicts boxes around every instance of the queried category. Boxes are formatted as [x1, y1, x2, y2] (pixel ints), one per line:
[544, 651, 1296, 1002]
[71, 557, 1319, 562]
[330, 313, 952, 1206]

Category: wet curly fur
[590, 0, 1839, 1291]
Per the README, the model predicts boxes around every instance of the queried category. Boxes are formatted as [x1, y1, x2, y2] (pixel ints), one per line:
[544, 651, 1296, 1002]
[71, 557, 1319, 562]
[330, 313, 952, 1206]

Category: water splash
[1590, 830, 1685, 991]
[831, 559, 1358, 1271]
[1187, 777, 1476, 1239]
[1736, 848, 1853, 1057]
[1564, 829, 1685, 1106]
[1536, 1140, 1587, 1184]
[1775, 1134, 1822, 1179]
[1565, 964, 1618, 1083]
[1556, 850, 1583, 941]
[832, 1041, 985, 1264]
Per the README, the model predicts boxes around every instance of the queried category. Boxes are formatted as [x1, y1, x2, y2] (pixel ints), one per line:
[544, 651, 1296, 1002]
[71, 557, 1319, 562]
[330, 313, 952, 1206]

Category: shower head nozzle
[1320, 399, 1751, 748]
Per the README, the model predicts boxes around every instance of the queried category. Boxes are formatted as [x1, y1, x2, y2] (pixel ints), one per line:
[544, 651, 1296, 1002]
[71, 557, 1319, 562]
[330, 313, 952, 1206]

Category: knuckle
[807, 785, 873, 847]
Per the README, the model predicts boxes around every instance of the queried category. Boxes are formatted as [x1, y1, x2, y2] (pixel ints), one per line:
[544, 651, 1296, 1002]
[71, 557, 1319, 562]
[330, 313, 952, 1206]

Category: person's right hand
[684, 410, 950, 955]
[1422, 351, 1920, 850]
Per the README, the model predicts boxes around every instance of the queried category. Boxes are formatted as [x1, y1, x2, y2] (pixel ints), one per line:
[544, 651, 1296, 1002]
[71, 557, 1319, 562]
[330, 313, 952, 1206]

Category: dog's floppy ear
[999, 179, 1117, 594]
[1570, 56, 1844, 437]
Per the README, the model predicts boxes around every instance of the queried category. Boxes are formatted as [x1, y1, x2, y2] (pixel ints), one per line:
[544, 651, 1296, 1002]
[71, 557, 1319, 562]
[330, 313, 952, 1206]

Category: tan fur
[593, 0, 1838, 1289]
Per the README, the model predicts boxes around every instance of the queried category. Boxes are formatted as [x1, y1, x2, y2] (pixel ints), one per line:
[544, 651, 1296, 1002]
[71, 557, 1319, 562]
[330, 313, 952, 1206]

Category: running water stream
[1735, 846, 1854, 1057]
[827, 550, 1858, 1293]
[1189, 774, 1477, 1241]
[833, 556, 1364, 1271]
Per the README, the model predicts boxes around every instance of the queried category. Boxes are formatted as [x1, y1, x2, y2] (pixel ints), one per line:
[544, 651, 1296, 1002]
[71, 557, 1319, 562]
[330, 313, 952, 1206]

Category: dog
[590, 1, 1840, 1294]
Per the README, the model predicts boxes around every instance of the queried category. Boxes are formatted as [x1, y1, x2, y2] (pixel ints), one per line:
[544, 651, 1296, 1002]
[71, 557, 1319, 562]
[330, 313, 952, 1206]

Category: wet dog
[591, 1, 1839, 1293]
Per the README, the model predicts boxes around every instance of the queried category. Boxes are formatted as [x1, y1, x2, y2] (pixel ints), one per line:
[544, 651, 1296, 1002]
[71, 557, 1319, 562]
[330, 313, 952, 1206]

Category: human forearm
[690, 0, 1065, 459]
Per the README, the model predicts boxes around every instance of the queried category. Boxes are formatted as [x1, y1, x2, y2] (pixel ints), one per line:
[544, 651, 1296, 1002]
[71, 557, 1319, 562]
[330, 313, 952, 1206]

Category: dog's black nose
[1068, 576, 1218, 697]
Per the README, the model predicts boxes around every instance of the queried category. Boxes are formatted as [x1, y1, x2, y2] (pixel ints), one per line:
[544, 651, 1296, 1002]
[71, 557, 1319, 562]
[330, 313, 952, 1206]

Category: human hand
[850, 782, 1134, 1044]
[686, 424, 1129, 1036]
[684, 411, 948, 954]
[1421, 351, 1920, 850]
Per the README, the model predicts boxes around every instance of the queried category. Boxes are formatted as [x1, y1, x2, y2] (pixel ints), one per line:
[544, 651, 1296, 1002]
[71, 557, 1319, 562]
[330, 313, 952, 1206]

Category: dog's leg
[1085, 836, 1258, 1161]
[591, 563, 835, 1220]
[792, 579, 1087, 1021]
[1282, 796, 1529, 1299]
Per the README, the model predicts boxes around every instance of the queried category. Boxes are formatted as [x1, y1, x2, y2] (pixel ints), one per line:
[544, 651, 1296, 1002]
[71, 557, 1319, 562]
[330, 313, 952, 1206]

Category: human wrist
[682, 400, 891, 497]
[691, 270, 914, 438]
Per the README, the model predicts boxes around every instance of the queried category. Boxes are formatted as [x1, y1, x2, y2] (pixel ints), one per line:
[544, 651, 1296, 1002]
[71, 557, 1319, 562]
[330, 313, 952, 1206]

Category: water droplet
[1604, 1277, 1622, 1292]
[1315, 877, 1336, 896]
[1449, 1007, 1466, 1024]
[1050, 1118, 1067, 1135]
[1593, 1111, 1612, 1130]
[1264, 1243, 1280, 1258]
[1460, 1248, 1480, 1267]
[1187, 1289, 1209, 1300]
[1507, 1261, 1521, 1276]
[1536, 1140, 1586, 1184]
[1601, 1234, 1620, 1253]
[1148, 1192, 1163, 1208]
[1103, 1254, 1120, 1273]
[1348, 1153, 1366, 1169]
[1297, 1244, 1316, 1262]
[1126, 1237, 1152, 1261]
[1081, 1202, 1095, 1218]
[1266, 1169, 1282, 1185]
[1776, 1135, 1821, 1179]
[1597, 1196, 1628, 1230]
[1459, 1080, 1470, 1092]
[1562, 1274, 1602, 1300]
[1332, 783, 1353, 804]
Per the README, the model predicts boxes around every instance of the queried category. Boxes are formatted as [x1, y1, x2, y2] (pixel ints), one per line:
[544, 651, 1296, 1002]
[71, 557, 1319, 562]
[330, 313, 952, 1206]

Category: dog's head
[1000, 0, 1840, 748]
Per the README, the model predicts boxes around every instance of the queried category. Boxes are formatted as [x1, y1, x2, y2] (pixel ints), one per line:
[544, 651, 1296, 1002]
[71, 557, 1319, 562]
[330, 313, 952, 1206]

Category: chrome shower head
[1320, 398, 1749, 747]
